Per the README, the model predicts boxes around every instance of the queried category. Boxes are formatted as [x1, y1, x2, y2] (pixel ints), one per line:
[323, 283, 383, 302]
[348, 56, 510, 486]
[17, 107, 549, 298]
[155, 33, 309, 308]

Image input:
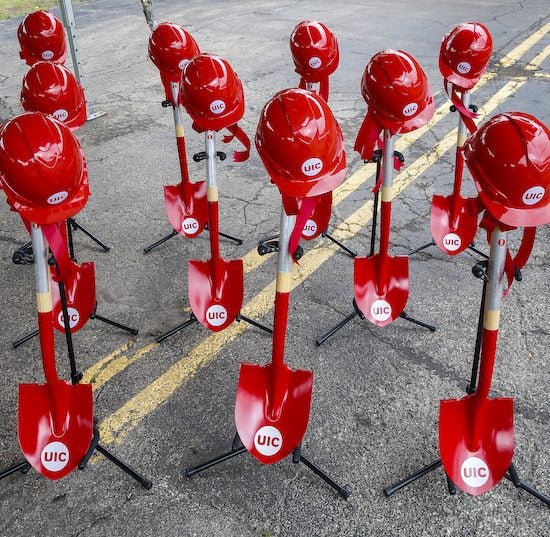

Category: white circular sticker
[57, 307, 80, 329]
[53, 109, 69, 122]
[41, 50, 54, 60]
[209, 99, 226, 115]
[402, 102, 418, 117]
[182, 217, 199, 234]
[302, 219, 318, 238]
[301, 157, 323, 177]
[254, 426, 282, 457]
[47, 191, 68, 205]
[461, 456, 489, 488]
[522, 185, 545, 206]
[41, 441, 69, 472]
[443, 232, 462, 252]
[206, 304, 228, 327]
[178, 59, 190, 70]
[308, 56, 322, 69]
[371, 299, 392, 322]
[457, 61, 472, 74]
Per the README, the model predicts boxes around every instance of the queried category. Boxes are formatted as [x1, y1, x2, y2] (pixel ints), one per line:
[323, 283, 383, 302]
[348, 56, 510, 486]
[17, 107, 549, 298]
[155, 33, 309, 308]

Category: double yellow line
[88, 23, 548, 446]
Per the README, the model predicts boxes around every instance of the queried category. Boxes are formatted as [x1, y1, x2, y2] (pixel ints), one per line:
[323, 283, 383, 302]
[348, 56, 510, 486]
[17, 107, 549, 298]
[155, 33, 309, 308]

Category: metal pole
[58, 0, 106, 121]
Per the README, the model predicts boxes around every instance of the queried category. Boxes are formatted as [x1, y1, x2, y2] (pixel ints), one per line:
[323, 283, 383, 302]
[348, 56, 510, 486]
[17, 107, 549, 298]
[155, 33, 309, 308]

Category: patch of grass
[0, 1, 81, 20]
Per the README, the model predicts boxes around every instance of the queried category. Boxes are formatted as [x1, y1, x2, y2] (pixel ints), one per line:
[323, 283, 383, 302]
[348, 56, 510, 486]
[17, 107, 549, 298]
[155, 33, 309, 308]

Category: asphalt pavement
[0, 1, 549, 536]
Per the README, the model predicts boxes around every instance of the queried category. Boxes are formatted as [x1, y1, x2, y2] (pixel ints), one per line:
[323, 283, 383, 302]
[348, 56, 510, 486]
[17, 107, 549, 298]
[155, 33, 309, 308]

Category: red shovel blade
[18, 380, 93, 480]
[353, 254, 409, 327]
[235, 362, 313, 465]
[188, 258, 243, 332]
[301, 192, 332, 241]
[439, 395, 514, 496]
[430, 195, 479, 256]
[164, 181, 208, 239]
[51, 261, 96, 334]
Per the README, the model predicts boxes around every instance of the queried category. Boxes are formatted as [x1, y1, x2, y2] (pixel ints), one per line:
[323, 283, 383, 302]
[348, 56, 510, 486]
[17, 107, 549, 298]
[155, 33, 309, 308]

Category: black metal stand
[185, 432, 349, 499]
[143, 225, 243, 254]
[12, 302, 138, 349]
[12, 219, 110, 265]
[383, 261, 549, 507]
[155, 311, 272, 343]
[408, 239, 488, 259]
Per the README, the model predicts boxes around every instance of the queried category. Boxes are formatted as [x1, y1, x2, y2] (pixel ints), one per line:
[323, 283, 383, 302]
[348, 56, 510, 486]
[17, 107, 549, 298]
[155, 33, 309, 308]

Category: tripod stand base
[408, 239, 488, 259]
[384, 457, 549, 506]
[186, 433, 349, 499]
[144, 225, 243, 253]
[0, 460, 31, 479]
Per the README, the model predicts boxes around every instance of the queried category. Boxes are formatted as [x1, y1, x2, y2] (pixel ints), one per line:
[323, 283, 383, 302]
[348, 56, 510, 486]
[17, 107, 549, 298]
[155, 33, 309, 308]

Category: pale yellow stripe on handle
[175, 125, 184, 138]
[484, 309, 500, 331]
[276, 272, 291, 293]
[457, 132, 467, 148]
[207, 186, 218, 202]
[381, 186, 393, 203]
[36, 291, 52, 313]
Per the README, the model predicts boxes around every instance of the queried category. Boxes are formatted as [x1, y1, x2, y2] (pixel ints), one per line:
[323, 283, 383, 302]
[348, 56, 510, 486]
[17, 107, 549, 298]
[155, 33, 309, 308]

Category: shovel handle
[31, 224, 58, 385]
[450, 90, 470, 207]
[171, 81, 192, 189]
[379, 130, 395, 258]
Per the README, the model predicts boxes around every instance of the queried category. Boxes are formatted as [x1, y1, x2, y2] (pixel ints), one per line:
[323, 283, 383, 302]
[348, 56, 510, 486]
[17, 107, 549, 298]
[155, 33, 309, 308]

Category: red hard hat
[148, 22, 200, 81]
[290, 20, 339, 82]
[21, 61, 86, 131]
[256, 88, 346, 198]
[180, 53, 244, 132]
[439, 22, 493, 90]
[0, 112, 89, 225]
[361, 49, 434, 134]
[17, 10, 66, 66]
[463, 112, 550, 227]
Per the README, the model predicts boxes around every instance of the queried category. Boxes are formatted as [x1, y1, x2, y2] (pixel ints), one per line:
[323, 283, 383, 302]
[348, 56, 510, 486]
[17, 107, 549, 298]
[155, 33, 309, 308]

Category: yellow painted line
[526, 43, 550, 70]
[534, 72, 550, 79]
[97, 75, 528, 446]
[498, 22, 550, 67]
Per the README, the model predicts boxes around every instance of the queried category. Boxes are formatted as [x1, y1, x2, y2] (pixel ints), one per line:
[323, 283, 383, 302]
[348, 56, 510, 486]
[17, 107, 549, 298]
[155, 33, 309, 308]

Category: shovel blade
[164, 181, 208, 239]
[18, 381, 93, 480]
[353, 254, 409, 327]
[430, 195, 479, 256]
[235, 362, 313, 465]
[188, 258, 243, 332]
[301, 192, 332, 241]
[51, 262, 96, 334]
[439, 395, 514, 496]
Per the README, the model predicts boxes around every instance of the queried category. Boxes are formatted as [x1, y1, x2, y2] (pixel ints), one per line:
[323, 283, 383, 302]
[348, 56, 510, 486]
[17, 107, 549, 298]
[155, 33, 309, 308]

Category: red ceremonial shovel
[43, 222, 96, 334]
[188, 131, 243, 332]
[163, 81, 208, 238]
[430, 88, 480, 255]
[439, 225, 514, 496]
[18, 224, 93, 480]
[235, 207, 313, 464]
[354, 130, 409, 326]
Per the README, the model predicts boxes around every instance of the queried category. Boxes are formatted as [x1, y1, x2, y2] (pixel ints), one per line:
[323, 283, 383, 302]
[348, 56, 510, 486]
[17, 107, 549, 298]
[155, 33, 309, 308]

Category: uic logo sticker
[457, 61, 472, 74]
[522, 185, 545, 206]
[182, 217, 199, 234]
[206, 304, 227, 326]
[254, 426, 282, 456]
[371, 299, 392, 322]
[461, 456, 489, 488]
[53, 109, 69, 122]
[41, 441, 69, 472]
[308, 56, 322, 69]
[58, 307, 80, 329]
[302, 219, 318, 238]
[443, 232, 461, 252]
[209, 99, 226, 115]
[41, 50, 54, 60]
[301, 157, 323, 177]
[402, 102, 418, 117]
[47, 191, 69, 205]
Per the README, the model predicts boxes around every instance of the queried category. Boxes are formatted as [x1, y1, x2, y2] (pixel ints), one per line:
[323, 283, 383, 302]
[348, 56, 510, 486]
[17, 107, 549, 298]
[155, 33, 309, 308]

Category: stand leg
[156, 314, 197, 343]
[205, 224, 243, 246]
[68, 218, 111, 252]
[408, 240, 436, 256]
[321, 230, 357, 258]
[446, 475, 457, 495]
[467, 244, 488, 259]
[90, 310, 139, 335]
[12, 329, 39, 348]
[505, 463, 550, 506]
[95, 444, 152, 489]
[399, 311, 436, 332]
[0, 460, 31, 480]
[384, 459, 442, 497]
[143, 230, 178, 253]
[186, 434, 246, 477]
[316, 310, 359, 346]
[236, 314, 273, 334]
